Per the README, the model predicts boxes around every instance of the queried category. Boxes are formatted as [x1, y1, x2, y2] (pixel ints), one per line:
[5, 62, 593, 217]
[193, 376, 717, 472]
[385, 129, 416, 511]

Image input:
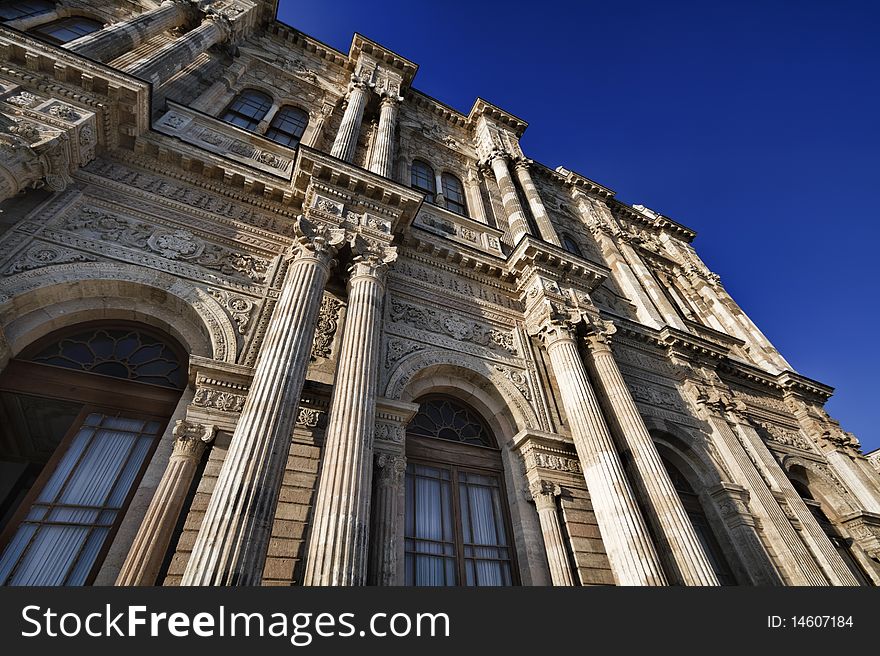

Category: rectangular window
[0, 413, 161, 586]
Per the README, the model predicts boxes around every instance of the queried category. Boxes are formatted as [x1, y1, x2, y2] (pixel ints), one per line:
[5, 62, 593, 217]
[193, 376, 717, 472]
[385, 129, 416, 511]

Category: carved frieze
[311, 295, 343, 360]
[754, 421, 813, 452]
[388, 298, 517, 355]
[59, 206, 270, 284]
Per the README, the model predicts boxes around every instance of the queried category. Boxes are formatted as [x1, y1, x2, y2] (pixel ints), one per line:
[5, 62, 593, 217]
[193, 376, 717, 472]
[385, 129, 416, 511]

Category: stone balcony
[154, 101, 296, 180]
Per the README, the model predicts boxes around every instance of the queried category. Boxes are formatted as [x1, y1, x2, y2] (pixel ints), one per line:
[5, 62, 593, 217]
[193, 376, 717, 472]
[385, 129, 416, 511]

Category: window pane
[265, 106, 308, 147]
[458, 470, 512, 587]
[441, 173, 467, 216]
[0, 413, 162, 586]
[411, 160, 436, 203]
[31, 17, 102, 44]
[0, 0, 54, 21]
[221, 90, 272, 133]
[404, 463, 456, 586]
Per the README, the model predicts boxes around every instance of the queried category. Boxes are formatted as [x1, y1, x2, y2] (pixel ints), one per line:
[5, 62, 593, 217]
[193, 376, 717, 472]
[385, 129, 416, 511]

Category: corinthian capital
[375, 453, 407, 487]
[171, 420, 217, 460]
[529, 479, 562, 510]
[349, 233, 398, 280]
[583, 317, 617, 354]
[290, 215, 346, 263]
[512, 157, 534, 172]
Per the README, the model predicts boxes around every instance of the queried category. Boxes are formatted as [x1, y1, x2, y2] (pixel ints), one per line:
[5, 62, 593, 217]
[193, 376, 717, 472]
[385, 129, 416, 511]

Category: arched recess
[649, 425, 750, 585]
[0, 261, 239, 367]
[385, 349, 548, 585]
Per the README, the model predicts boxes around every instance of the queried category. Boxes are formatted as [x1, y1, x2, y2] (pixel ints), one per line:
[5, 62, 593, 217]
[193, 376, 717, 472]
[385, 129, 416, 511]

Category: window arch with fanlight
[403, 395, 517, 586]
[0, 321, 187, 586]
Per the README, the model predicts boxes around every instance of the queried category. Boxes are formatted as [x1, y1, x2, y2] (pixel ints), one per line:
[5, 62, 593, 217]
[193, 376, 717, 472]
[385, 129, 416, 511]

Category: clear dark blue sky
[277, 0, 880, 452]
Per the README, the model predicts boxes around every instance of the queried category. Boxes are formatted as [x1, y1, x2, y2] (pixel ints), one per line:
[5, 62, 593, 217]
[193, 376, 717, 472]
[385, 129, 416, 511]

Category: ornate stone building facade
[0, 0, 878, 587]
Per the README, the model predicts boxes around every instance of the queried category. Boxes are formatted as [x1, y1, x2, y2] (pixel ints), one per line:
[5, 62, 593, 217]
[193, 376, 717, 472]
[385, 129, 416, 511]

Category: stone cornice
[467, 98, 528, 137]
[349, 33, 418, 86]
[554, 165, 615, 200]
[507, 236, 609, 292]
[266, 20, 350, 69]
[404, 89, 470, 128]
[611, 199, 697, 243]
[776, 370, 835, 402]
[399, 228, 512, 282]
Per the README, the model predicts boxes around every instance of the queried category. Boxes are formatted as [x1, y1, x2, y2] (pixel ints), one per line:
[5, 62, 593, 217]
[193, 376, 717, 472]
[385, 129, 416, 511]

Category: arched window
[440, 173, 467, 216]
[410, 159, 435, 204]
[221, 89, 272, 132]
[561, 234, 582, 257]
[0, 0, 54, 21]
[404, 396, 516, 586]
[0, 322, 186, 586]
[660, 455, 737, 585]
[789, 476, 872, 585]
[265, 105, 308, 148]
[29, 16, 101, 44]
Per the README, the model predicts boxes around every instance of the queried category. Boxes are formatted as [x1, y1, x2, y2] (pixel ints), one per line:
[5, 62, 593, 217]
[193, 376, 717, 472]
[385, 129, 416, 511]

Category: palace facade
[0, 0, 878, 586]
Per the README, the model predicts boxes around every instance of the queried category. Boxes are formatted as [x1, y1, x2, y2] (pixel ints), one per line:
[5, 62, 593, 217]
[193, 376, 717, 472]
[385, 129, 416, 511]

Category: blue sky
[277, 1, 880, 452]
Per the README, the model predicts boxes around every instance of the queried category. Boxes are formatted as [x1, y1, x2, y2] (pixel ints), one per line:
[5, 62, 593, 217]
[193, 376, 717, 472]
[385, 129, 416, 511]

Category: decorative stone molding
[3, 243, 97, 275]
[841, 511, 880, 558]
[208, 288, 257, 335]
[514, 430, 582, 477]
[311, 294, 343, 360]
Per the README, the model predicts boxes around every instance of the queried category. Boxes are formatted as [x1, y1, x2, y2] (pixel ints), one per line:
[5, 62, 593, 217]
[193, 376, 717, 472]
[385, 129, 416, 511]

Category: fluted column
[368, 94, 399, 178]
[535, 317, 667, 585]
[369, 453, 407, 585]
[331, 76, 371, 163]
[530, 479, 575, 586]
[513, 159, 561, 246]
[303, 236, 396, 586]
[582, 323, 720, 585]
[116, 420, 216, 586]
[124, 14, 231, 87]
[66, 0, 191, 63]
[181, 218, 344, 586]
[488, 151, 531, 244]
[732, 421, 860, 585]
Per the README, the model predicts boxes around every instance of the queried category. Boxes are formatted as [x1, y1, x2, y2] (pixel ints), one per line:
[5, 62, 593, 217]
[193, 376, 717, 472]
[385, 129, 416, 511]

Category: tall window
[404, 397, 516, 586]
[410, 160, 436, 204]
[29, 16, 101, 44]
[441, 173, 467, 216]
[660, 455, 737, 585]
[0, 0, 54, 21]
[221, 90, 272, 132]
[265, 105, 308, 148]
[561, 234, 582, 257]
[0, 322, 185, 586]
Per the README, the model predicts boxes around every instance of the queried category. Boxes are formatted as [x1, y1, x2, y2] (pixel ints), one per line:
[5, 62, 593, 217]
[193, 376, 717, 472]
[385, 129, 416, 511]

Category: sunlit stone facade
[0, 0, 878, 586]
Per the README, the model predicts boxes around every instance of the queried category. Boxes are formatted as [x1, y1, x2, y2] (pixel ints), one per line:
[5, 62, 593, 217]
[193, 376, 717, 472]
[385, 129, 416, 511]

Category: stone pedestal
[303, 237, 396, 586]
[181, 218, 344, 586]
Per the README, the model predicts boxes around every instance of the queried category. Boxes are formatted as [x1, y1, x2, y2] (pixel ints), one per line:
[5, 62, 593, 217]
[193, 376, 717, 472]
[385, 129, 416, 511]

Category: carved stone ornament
[311, 295, 343, 359]
[375, 453, 407, 487]
[296, 406, 325, 429]
[209, 289, 255, 335]
[4, 244, 96, 276]
[171, 420, 217, 459]
[375, 421, 405, 444]
[192, 387, 246, 413]
[290, 215, 346, 262]
[389, 299, 517, 354]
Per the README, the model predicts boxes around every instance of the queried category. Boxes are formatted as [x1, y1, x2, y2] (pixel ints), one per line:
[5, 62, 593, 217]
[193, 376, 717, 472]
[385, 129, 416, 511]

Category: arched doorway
[0, 321, 186, 585]
[404, 396, 518, 586]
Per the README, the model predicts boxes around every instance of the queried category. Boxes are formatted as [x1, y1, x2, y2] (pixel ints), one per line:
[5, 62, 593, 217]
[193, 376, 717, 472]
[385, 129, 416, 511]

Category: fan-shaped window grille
[28, 327, 185, 389]
[407, 397, 494, 447]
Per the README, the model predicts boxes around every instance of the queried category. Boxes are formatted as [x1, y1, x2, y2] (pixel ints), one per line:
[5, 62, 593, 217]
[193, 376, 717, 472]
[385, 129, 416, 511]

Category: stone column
[732, 421, 860, 585]
[303, 236, 396, 586]
[689, 385, 827, 585]
[464, 169, 488, 224]
[582, 322, 720, 586]
[116, 420, 215, 586]
[181, 218, 344, 586]
[533, 315, 667, 585]
[330, 76, 371, 163]
[488, 151, 531, 244]
[66, 0, 191, 63]
[529, 479, 575, 586]
[513, 159, 561, 246]
[367, 94, 400, 178]
[369, 452, 407, 585]
[124, 14, 231, 88]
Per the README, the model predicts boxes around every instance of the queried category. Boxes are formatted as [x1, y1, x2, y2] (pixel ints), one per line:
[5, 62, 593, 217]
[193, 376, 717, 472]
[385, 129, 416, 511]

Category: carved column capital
[347, 73, 373, 96]
[379, 91, 403, 108]
[582, 317, 617, 354]
[529, 479, 562, 510]
[171, 419, 216, 460]
[288, 215, 346, 265]
[348, 233, 397, 282]
[512, 157, 534, 172]
[375, 453, 407, 488]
